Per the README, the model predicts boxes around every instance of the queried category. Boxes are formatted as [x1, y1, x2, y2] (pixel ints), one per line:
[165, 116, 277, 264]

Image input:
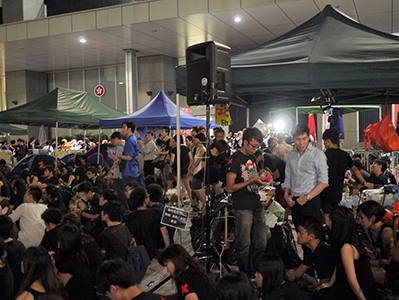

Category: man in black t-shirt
[155, 126, 173, 190]
[320, 129, 369, 216]
[76, 182, 102, 224]
[96, 259, 165, 300]
[286, 218, 334, 292]
[226, 127, 267, 275]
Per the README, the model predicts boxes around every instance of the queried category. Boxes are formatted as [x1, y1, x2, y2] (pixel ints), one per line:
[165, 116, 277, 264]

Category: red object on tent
[308, 113, 316, 141]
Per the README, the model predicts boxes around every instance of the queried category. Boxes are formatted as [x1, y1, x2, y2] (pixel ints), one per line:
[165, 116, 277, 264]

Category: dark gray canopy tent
[176, 5, 399, 109]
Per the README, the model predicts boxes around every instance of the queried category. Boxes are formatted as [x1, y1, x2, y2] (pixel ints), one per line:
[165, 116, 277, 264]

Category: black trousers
[291, 195, 322, 229]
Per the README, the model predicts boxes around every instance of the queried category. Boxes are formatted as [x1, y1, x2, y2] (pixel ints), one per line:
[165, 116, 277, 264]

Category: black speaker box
[186, 41, 231, 105]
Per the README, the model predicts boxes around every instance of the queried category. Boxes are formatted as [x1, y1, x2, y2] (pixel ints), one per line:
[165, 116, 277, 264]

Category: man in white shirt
[10, 186, 47, 248]
[139, 131, 157, 177]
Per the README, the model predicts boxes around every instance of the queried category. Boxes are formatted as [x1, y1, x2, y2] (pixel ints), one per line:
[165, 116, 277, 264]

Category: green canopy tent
[0, 87, 126, 128]
[0, 87, 126, 161]
[0, 124, 28, 135]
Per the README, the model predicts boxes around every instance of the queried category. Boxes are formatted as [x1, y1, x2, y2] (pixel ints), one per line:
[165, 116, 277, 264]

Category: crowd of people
[0, 120, 398, 300]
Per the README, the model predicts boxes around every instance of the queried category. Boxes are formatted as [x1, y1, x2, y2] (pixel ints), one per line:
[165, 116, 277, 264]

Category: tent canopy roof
[0, 87, 126, 128]
[100, 91, 209, 129]
[176, 5, 399, 108]
[0, 124, 28, 135]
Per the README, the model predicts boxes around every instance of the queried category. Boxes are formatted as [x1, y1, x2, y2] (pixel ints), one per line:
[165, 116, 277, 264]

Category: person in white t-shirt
[10, 186, 47, 248]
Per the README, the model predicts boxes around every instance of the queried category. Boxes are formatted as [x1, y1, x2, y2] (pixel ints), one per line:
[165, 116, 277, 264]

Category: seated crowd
[0, 123, 398, 300]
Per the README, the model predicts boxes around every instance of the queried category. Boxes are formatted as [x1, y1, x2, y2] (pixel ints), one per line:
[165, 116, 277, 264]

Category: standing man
[272, 131, 293, 161]
[226, 127, 267, 275]
[139, 131, 157, 177]
[155, 127, 173, 190]
[282, 124, 328, 229]
[321, 129, 369, 217]
[118, 121, 140, 187]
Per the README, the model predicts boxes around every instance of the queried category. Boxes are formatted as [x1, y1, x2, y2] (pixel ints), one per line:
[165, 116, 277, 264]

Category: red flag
[308, 113, 316, 141]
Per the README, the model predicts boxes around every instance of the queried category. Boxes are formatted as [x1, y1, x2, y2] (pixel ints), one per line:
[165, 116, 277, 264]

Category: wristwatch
[305, 194, 311, 201]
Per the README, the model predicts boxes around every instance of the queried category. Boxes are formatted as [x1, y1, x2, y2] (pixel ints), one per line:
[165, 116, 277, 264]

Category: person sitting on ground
[367, 159, 389, 188]
[74, 181, 102, 224]
[125, 187, 170, 259]
[216, 271, 257, 300]
[0, 215, 25, 296]
[86, 166, 104, 194]
[0, 158, 12, 177]
[32, 158, 46, 181]
[7, 178, 27, 215]
[16, 246, 66, 300]
[146, 183, 165, 213]
[99, 201, 132, 260]
[55, 224, 96, 300]
[317, 206, 379, 300]
[124, 180, 139, 201]
[9, 186, 48, 248]
[45, 184, 67, 213]
[381, 156, 397, 185]
[255, 253, 309, 300]
[0, 237, 14, 300]
[286, 218, 335, 295]
[357, 200, 394, 285]
[159, 244, 217, 300]
[73, 159, 88, 184]
[40, 208, 64, 253]
[96, 258, 165, 300]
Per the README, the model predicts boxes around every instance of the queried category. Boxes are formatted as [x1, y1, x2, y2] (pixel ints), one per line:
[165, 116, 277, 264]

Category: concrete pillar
[124, 48, 138, 114]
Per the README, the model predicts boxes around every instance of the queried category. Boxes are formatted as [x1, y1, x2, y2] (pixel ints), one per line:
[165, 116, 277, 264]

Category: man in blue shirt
[118, 120, 140, 187]
[282, 124, 328, 228]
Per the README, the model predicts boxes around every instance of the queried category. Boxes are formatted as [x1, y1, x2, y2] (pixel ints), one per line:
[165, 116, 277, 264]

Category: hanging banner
[308, 113, 316, 142]
[215, 104, 232, 126]
[180, 106, 193, 114]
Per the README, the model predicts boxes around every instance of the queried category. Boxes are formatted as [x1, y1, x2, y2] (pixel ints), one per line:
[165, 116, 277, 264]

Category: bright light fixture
[119, 82, 124, 85]
[274, 120, 285, 131]
[79, 38, 87, 43]
[234, 15, 242, 23]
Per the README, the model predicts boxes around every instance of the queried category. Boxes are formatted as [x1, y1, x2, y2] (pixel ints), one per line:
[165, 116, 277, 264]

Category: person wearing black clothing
[321, 129, 368, 215]
[40, 208, 63, 252]
[0, 215, 26, 296]
[381, 156, 397, 185]
[99, 201, 131, 260]
[155, 126, 173, 190]
[74, 159, 88, 184]
[125, 187, 170, 259]
[96, 259, 165, 300]
[368, 159, 389, 188]
[45, 184, 67, 213]
[226, 127, 268, 275]
[0, 237, 13, 300]
[159, 244, 217, 300]
[76, 181, 102, 224]
[86, 166, 104, 194]
[7, 178, 26, 215]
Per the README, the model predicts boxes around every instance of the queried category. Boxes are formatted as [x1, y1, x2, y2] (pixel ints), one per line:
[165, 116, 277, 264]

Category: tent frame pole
[176, 94, 181, 207]
[55, 122, 58, 167]
[97, 128, 101, 164]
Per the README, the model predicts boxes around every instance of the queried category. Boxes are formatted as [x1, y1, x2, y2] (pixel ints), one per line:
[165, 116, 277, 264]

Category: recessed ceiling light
[234, 15, 242, 23]
[151, 29, 157, 32]
[79, 38, 87, 43]
[119, 82, 124, 85]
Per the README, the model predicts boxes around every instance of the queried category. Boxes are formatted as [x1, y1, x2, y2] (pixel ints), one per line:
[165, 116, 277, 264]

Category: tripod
[193, 104, 232, 276]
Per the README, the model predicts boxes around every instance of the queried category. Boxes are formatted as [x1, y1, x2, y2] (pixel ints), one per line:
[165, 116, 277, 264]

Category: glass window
[55, 72, 68, 89]
[85, 68, 99, 100]
[70, 70, 84, 91]
[100, 66, 116, 109]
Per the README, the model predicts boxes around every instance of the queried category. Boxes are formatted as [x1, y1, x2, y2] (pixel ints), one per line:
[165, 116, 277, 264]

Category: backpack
[108, 227, 151, 283]
[266, 221, 301, 269]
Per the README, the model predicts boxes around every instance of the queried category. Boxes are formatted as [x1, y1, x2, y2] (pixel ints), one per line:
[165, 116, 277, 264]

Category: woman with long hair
[318, 206, 378, 300]
[56, 224, 96, 300]
[216, 271, 257, 300]
[15, 246, 65, 300]
[357, 200, 394, 284]
[7, 177, 27, 215]
[255, 253, 308, 300]
[158, 244, 217, 300]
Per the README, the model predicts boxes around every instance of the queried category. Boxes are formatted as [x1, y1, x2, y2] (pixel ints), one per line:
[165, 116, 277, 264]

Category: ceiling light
[234, 15, 242, 23]
[79, 38, 87, 43]
[119, 82, 124, 85]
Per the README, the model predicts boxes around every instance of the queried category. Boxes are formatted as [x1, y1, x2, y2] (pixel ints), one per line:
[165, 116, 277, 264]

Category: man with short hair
[99, 201, 131, 260]
[10, 186, 48, 248]
[75, 181, 102, 224]
[139, 131, 157, 177]
[286, 218, 335, 291]
[282, 124, 328, 228]
[155, 126, 173, 190]
[321, 129, 369, 216]
[118, 121, 140, 186]
[40, 208, 64, 252]
[226, 127, 268, 275]
[96, 259, 165, 300]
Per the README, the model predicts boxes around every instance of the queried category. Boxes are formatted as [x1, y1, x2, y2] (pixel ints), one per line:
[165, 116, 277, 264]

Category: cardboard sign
[161, 205, 189, 230]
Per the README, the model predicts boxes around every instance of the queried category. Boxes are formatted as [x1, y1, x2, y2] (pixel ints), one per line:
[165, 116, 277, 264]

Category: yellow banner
[215, 104, 232, 126]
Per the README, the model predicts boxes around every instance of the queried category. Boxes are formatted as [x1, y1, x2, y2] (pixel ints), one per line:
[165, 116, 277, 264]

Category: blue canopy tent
[99, 91, 213, 129]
